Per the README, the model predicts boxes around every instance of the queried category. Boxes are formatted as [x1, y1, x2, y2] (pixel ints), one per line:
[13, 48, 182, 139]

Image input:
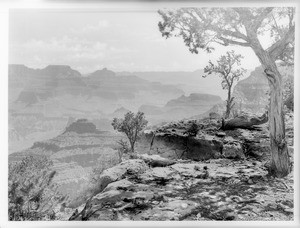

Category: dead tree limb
[221, 112, 268, 130]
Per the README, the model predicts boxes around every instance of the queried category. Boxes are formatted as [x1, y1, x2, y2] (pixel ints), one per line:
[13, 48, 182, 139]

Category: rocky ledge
[55, 114, 293, 221]
[63, 156, 293, 221]
[136, 117, 272, 161]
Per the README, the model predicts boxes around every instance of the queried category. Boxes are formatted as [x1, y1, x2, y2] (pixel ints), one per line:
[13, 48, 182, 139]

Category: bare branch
[222, 29, 248, 41]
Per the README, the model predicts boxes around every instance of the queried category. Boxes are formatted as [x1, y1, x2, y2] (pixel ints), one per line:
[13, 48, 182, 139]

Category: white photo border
[0, 0, 299, 227]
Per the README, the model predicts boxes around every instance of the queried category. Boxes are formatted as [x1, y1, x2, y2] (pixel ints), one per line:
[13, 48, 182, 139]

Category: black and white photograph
[1, 0, 299, 225]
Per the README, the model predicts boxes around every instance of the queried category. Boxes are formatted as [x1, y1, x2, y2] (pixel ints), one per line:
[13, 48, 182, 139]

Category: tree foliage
[203, 50, 246, 118]
[158, 7, 294, 61]
[8, 155, 63, 221]
[112, 111, 148, 153]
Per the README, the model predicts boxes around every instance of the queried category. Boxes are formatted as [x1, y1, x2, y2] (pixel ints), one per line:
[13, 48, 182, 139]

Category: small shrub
[8, 155, 63, 221]
[112, 111, 148, 153]
[184, 121, 200, 137]
[89, 153, 120, 183]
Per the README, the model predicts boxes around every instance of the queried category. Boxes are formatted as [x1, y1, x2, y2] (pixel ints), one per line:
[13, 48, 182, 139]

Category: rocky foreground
[58, 157, 293, 221]
[55, 114, 294, 221]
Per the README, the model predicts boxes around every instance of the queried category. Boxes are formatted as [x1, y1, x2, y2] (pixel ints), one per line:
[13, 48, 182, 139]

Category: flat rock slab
[171, 163, 207, 178]
[136, 154, 176, 167]
[139, 167, 180, 183]
[69, 156, 292, 221]
[136, 199, 199, 221]
[103, 179, 134, 192]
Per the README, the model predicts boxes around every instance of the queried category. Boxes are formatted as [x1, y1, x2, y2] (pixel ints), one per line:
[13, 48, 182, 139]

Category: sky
[9, 9, 262, 74]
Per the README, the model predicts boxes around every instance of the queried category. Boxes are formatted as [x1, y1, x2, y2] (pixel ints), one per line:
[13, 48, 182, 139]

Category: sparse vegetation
[112, 111, 148, 153]
[8, 155, 63, 221]
[116, 139, 131, 161]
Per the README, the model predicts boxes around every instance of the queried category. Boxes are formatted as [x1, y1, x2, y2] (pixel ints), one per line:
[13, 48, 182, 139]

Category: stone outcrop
[221, 112, 268, 130]
[136, 118, 269, 161]
[68, 155, 293, 221]
[89, 159, 149, 196]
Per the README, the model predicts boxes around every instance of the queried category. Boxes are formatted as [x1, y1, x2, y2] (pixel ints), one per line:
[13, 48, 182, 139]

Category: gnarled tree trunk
[264, 67, 290, 177]
[254, 48, 290, 177]
[225, 87, 232, 119]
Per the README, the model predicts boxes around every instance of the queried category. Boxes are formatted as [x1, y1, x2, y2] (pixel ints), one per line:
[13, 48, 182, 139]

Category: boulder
[91, 159, 149, 196]
[171, 163, 208, 178]
[69, 178, 159, 221]
[135, 154, 176, 167]
[221, 112, 268, 130]
[101, 159, 149, 181]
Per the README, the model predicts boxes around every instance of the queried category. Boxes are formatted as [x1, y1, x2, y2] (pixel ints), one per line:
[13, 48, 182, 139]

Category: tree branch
[222, 29, 248, 41]
[267, 25, 295, 60]
[219, 37, 250, 47]
[193, 8, 249, 42]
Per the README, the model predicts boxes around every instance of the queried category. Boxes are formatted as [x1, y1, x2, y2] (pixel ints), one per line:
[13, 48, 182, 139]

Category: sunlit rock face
[136, 117, 270, 161]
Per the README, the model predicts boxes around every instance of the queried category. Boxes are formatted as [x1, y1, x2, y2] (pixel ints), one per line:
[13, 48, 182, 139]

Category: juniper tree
[203, 50, 246, 118]
[158, 7, 295, 177]
[112, 111, 148, 153]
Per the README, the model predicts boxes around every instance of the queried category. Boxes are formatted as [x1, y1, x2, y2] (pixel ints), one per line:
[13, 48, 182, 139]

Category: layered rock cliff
[9, 119, 124, 206]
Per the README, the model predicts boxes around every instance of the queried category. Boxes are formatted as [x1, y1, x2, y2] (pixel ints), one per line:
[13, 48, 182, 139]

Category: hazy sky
[9, 9, 261, 73]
